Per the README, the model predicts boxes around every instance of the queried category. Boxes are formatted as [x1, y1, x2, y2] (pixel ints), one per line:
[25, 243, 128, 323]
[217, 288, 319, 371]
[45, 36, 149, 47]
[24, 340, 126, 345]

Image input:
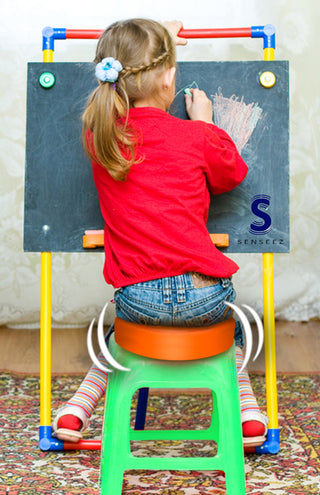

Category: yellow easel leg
[43, 49, 53, 63]
[40, 252, 52, 428]
[264, 47, 275, 61]
[261, 45, 279, 436]
[38, 47, 56, 450]
[262, 253, 278, 430]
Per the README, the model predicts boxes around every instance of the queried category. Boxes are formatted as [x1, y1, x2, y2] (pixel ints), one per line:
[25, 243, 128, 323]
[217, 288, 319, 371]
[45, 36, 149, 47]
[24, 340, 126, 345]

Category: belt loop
[176, 275, 186, 303]
[163, 277, 171, 304]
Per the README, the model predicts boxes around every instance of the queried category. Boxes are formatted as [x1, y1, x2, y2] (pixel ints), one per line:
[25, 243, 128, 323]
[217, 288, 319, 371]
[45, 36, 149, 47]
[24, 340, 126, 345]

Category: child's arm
[184, 87, 248, 193]
[184, 88, 248, 193]
[204, 123, 248, 195]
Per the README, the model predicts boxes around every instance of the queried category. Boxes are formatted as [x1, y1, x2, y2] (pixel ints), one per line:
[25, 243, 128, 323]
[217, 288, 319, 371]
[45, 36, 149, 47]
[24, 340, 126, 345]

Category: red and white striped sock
[235, 346, 265, 437]
[57, 352, 108, 431]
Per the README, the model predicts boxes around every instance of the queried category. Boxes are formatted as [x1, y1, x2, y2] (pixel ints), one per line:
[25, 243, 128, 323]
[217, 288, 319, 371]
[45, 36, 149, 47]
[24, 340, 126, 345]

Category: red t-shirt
[89, 107, 248, 288]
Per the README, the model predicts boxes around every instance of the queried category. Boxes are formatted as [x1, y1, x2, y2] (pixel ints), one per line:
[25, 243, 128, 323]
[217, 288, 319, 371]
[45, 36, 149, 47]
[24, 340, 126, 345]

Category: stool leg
[218, 347, 246, 494]
[226, 462, 246, 494]
[134, 387, 149, 430]
[224, 424, 246, 495]
[99, 374, 132, 495]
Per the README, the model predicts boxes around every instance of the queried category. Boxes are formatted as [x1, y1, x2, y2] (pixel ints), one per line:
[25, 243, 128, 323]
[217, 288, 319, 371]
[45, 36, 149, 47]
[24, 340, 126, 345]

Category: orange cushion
[114, 317, 235, 361]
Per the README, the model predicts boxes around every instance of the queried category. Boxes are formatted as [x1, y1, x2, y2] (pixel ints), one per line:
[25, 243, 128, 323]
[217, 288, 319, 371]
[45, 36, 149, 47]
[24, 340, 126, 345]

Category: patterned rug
[0, 372, 319, 494]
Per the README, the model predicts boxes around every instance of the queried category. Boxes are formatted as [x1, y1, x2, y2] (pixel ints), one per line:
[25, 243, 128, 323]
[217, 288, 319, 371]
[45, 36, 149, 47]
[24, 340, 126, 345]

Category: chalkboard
[24, 61, 289, 253]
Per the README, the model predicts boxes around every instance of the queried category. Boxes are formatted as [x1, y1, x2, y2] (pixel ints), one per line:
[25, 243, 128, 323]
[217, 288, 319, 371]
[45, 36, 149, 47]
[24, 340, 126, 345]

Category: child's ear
[163, 67, 176, 89]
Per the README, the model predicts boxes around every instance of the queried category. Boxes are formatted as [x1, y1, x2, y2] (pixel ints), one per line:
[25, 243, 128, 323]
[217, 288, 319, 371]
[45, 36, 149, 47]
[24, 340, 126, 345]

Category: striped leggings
[65, 346, 259, 418]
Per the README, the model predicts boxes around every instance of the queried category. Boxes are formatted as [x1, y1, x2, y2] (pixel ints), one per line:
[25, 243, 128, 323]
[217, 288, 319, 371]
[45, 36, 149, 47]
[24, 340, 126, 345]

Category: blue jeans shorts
[113, 273, 244, 348]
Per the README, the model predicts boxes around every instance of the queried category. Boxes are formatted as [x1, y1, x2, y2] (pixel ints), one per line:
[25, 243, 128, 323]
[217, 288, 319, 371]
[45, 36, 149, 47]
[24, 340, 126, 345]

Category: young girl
[52, 19, 268, 447]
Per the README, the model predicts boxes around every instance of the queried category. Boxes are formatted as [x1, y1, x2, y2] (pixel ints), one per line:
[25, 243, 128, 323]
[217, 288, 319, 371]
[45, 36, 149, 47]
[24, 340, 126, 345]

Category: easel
[32, 24, 281, 454]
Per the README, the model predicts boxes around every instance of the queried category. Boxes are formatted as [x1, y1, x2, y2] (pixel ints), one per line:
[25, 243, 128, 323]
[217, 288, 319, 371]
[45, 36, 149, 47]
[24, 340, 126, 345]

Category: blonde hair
[82, 18, 176, 181]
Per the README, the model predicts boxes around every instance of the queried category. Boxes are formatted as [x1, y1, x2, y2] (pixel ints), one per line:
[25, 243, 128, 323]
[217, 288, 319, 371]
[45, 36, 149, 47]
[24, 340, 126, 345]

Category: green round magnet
[39, 72, 56, 89]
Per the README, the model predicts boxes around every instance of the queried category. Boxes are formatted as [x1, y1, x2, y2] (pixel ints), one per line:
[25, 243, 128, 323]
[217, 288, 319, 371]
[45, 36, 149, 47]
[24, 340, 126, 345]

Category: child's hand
[163, 20, 187, 46]
[185, 88, 214, 123]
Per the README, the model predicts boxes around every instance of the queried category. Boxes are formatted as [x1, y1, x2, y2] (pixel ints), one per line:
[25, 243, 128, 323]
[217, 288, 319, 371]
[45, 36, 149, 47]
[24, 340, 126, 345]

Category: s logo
[249, 195, 272, 235]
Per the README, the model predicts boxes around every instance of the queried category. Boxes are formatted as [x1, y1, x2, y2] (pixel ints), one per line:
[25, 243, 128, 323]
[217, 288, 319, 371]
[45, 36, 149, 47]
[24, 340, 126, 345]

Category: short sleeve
[203, 123, 248, 195]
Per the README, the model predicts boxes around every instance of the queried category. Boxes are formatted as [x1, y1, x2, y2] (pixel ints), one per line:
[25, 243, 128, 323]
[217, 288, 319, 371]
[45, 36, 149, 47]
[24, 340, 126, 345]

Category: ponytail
[82, 81, 137, 182]
[82, 18, 176, 181]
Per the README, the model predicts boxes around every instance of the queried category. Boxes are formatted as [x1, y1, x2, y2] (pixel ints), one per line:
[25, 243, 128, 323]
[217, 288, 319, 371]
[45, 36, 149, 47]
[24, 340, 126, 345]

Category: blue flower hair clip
[95, 57, 123, 83]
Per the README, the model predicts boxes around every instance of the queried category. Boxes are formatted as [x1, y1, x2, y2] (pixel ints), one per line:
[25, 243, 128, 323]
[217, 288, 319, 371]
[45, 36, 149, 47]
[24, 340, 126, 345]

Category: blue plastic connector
[39, 425, 64, 451]
[255, 428, 280, 454]
[42, 27, 66, 51]
[251, 24, 276, 49]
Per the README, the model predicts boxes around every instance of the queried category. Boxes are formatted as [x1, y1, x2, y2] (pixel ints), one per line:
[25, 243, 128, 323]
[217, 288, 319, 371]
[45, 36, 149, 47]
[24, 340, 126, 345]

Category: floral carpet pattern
[0, 372, 319, 494]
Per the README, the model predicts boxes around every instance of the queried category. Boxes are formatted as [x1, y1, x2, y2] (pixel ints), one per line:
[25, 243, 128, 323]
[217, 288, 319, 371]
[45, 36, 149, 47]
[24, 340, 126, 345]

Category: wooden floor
[0, 319, 319, 374]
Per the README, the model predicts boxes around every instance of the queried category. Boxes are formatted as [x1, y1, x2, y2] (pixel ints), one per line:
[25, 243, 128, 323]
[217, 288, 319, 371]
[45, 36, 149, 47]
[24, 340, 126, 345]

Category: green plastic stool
[99, 320, 246, 494]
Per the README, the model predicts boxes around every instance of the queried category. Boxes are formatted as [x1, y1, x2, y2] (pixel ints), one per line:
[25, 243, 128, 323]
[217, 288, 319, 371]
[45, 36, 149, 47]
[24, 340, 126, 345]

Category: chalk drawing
[174, 83, 263, 154]
[212, 90, 263, 153]
[174, 80, 199, 99]
[175, 84, 263, 153]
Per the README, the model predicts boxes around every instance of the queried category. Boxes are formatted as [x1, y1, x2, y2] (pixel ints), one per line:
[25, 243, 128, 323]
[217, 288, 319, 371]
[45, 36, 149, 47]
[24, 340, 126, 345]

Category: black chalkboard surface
[24, 61, 289, 253]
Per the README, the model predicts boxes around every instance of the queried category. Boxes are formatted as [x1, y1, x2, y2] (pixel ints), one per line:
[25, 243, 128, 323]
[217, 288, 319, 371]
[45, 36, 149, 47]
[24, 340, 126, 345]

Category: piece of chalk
[184, 88, 193, 98]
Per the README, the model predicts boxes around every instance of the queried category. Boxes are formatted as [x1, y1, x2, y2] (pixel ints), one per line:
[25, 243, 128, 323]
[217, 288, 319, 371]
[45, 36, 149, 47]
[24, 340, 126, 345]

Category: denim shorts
[113, 274, 244, 347]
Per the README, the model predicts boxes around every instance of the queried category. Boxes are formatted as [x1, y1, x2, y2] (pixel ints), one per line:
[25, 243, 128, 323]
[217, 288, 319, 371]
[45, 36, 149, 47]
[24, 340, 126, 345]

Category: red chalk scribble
[212, 91, 263, 153]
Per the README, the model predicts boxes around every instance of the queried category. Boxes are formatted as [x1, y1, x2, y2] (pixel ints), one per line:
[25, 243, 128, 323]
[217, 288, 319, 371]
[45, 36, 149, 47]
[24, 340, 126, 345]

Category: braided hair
[82, 19, 176, 181]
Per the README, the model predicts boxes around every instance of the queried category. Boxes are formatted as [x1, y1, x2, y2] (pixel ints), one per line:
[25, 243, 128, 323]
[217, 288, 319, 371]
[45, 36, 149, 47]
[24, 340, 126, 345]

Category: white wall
[1, 0, 319, 327]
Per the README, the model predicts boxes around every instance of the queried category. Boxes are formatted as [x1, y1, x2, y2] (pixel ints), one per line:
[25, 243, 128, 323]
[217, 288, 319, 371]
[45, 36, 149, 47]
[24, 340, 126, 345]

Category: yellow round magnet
[260, 71, 276, 88]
